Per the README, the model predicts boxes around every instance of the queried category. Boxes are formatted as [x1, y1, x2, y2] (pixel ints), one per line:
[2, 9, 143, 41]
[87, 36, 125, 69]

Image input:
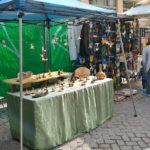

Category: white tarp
[136, 0, 150, 5]
[139, 18, 150, 28]
[68, 25, 82, 60]
[123, 4, 150, 16]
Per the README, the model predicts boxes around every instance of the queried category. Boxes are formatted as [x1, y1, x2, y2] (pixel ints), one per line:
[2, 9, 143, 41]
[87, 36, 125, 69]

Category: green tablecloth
[6, 78, 114, 150]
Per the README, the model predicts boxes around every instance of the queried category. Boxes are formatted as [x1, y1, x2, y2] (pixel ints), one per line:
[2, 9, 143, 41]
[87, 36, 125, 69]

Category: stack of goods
[16, 71, 33, 82]
[114, 88, 138, 102]
[118, 19, 139, 82]
[75, 19, 139, 87]
[23, 71, 107, 99]
[76, 21, 118, 83]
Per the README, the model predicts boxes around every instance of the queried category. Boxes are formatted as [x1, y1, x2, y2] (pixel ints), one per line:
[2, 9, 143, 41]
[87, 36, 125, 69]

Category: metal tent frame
[0, 1, 116, 150]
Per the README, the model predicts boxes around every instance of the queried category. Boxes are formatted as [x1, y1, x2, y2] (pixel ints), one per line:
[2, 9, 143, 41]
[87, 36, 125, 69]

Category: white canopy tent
[120, 4, 150, 116]
[123, 4, 150, 17]
[136, 0, 150, 5]
[123, 4, 150, 28]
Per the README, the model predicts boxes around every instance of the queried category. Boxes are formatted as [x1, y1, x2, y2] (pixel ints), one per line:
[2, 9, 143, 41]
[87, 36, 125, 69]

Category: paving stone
[133, 146, 142, 150]
[137, 141, 147, 148]
[110, 135, 122, 140]
[111, 144, 120, 150]
[147, 134, 150, 138]
[102, 134, 111, 140]
[96, 139, 104, 144]
[76, 138, 84, 143]
[125, 141, 137, 146]
[89, 142, 97, 148]
[117, 140, 125, 146]
[99, 144, 110, 148]
[82, 144, 90, 147]
[136, 133, 147, 138]
[91, 148, 104, 150]
[143, 138, 150, 143]
[104, 139, 116, 144]
[69, 141, 77, 147]
[122, 135, 130, 142]
[82, 147, 91, 150]
[131, 137, 143, 142]
[127, 133, 135, 138]
[120, 145, 133, 150]
[75, 147, 83, 150]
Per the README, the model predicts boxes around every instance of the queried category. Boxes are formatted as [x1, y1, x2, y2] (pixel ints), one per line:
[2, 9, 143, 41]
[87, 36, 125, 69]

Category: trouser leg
[142, 80, 146, 89]
[146, 69, 150, 94]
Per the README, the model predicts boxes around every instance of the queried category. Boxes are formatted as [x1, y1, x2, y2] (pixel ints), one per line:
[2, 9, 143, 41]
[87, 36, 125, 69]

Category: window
[106, 0, 116, 7]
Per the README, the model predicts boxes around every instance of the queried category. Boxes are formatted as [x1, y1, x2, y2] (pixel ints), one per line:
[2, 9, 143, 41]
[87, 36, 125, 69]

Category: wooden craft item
[51, 88, 55, 92]
[31, 87, 36, 94]
[75, 67, 90, 78]
[48, 71, 51, 76]
[16, 71, 33, 82]
[68, 82, 74, 87]
[25, 89, 30, 95]
[96, 64, 106, 80]
[91, 76, 97, 84]
[101, 38, 107, 45]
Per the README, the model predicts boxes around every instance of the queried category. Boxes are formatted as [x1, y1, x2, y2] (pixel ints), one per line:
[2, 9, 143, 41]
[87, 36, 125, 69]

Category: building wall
[80, 0, 89, 4]
[89, 0, 137, 12]
[117, 0, 123, 14]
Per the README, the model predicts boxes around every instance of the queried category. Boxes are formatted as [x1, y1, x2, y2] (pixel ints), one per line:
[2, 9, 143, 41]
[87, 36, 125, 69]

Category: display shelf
[3, 71, 70, 85]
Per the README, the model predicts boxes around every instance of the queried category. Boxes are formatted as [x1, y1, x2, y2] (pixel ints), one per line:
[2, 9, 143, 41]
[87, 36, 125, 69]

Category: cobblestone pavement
[1, 82, 150, 150]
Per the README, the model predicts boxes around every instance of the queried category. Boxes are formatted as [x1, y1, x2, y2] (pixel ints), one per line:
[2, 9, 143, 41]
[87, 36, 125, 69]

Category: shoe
[146, 94, 150, 97]
[143, 88, 146, 92]
[143, 92, 150, 97]
[143, 90, 146, 94]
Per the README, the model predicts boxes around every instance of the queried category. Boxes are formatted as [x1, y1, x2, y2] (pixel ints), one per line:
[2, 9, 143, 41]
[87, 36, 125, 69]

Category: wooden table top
[3, 72, 70, 85]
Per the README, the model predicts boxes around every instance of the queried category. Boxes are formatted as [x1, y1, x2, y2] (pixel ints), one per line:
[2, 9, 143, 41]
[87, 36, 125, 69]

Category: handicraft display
[74, 19, 139, 87]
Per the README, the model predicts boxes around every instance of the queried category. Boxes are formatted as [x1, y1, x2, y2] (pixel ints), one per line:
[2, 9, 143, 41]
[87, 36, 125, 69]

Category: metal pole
[140, 28, 142, 55]
[118, 19, 137, 117]
[45, 20, 50, 72]
[18, 12, 24, 150]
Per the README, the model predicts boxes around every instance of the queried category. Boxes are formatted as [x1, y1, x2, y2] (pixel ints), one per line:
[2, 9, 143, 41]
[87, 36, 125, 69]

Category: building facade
[80, 0, 140, 13]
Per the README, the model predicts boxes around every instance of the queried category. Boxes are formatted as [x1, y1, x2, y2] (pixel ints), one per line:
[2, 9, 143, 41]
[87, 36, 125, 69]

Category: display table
[6, 78, 114, 150]
[3, 71, 69, 91]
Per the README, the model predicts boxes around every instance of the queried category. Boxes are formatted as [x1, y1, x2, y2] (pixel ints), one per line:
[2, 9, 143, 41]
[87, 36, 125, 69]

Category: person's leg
[145, 70, 150, 95]
[142, 80, 146, 89]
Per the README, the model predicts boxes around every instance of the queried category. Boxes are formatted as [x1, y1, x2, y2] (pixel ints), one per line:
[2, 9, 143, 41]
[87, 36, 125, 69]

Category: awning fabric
[123, 4, 150, 16]
[0, 0, 116, 21]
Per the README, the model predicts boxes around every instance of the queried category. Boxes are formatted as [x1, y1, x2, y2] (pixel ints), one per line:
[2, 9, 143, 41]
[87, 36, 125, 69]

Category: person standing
[142, 43, 150, 96]
[139, 61, 147, 93]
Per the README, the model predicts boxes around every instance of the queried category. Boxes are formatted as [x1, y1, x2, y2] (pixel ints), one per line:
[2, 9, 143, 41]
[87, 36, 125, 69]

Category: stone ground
[1, 81, 150, 150]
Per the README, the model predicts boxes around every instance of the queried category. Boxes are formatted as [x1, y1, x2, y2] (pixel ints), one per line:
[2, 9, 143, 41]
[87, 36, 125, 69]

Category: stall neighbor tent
[123, 4, 150, 16]
[123, 4, 150, 28]
[119, 4, 150, 118]
[0, 0, 116, 149]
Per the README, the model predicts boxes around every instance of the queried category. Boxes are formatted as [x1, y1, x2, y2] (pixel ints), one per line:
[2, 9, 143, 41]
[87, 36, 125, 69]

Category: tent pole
[18, 12, 24, 150]
[118, 19, 137, 117]
[140, 28, 142, 55]
[47, 21, 51, 71]
[45, 20, 50, 72]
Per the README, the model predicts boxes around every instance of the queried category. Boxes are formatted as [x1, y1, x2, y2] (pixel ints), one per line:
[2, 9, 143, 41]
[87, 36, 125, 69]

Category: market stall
[0, 0, 116, 149]
[123, 4, 150, 73]
[7, 77, 113, 149]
